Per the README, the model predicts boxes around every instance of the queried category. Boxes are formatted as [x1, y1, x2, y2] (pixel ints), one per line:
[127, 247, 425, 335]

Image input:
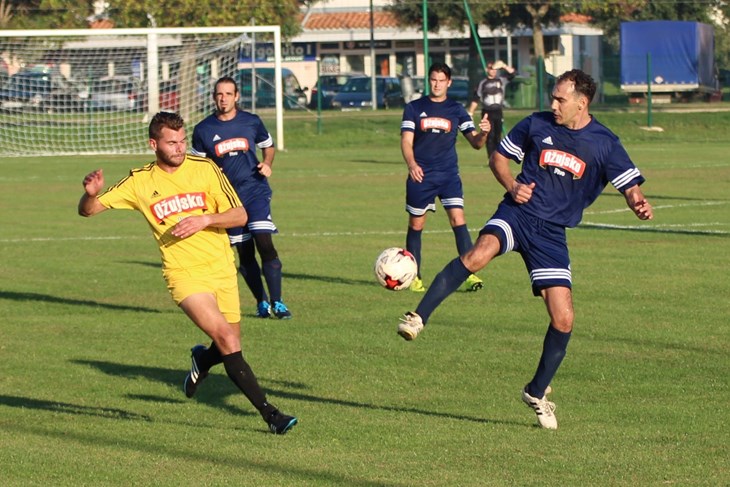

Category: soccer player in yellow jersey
[78, 112, 297, 435]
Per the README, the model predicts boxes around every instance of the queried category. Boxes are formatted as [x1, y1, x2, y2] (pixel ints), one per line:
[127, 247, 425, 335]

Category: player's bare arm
[400, 131, 423, 183]
[257, 146, 275, 178]
[171, 206, 248, 239]
[489, 152, 535, 204]
[78, 169, 108, 217]
[464, 114, 491, 150]
[624, 184, 653, 220]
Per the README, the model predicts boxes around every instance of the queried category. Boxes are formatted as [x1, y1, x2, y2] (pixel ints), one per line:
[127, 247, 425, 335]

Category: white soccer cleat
[398, 311, 424, 341]
[521, 387, 558, 430]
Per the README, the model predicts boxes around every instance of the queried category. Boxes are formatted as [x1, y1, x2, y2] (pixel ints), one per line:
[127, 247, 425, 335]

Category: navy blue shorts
[227, 196, 278, 245]
[405, 172, 464, 216]
[479, 200, 571, 296]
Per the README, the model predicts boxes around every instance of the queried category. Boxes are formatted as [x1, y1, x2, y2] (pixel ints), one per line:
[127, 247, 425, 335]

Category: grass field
[0, 109, 728, 486]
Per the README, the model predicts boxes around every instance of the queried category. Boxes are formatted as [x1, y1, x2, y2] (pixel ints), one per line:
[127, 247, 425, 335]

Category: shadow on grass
[0, 290, 162, 313]
[577, 223, 729, 237]
[283, 271, 372, 286]
[2, 422, 403, 487]
[120, 260, 162, 269]
[72, 359, 520, 427]
[0, 394, 152, 421]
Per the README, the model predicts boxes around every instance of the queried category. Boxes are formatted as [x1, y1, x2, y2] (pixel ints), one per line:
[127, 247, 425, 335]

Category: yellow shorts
[164, 264, 241, 324]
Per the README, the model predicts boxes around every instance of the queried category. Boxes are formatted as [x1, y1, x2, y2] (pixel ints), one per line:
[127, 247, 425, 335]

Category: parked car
[0, 69, 89, 112]
[409, 75, 471, 106]
[331, 76, 404, 109]
[89, 75, 143, 112]
[159, 80, 180, 112]
[237, 67, 308, 109]
[308, 72, 365, 109]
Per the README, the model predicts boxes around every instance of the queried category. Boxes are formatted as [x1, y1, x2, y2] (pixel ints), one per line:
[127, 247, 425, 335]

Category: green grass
[0, 110, 728, 486]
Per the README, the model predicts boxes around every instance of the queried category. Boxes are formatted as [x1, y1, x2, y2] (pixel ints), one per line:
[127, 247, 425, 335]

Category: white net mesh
[0, 27, 283, 156]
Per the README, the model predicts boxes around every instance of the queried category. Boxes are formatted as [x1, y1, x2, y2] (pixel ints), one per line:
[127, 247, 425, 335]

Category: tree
[5, 0, 307, 37]
[386, 1, 565, 74]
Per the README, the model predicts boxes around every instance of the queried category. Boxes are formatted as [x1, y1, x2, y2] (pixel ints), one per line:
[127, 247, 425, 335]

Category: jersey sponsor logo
[539, 149, 586, 178]
[420, 117, 451, 132]
[150, 192, 207, 223]
[215, 138, 249, 157]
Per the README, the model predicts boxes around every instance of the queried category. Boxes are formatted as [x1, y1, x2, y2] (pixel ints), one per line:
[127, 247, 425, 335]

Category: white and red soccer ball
[374, 247, 418, 291]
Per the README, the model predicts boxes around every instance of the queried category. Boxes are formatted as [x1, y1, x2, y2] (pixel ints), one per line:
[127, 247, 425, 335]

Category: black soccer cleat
[266, 410, 298, 435]
[183, 344, 209, 398]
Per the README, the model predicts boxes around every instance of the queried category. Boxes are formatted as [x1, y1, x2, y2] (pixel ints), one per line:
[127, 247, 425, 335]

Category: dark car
[308, 72, 365, 109]
[237, 67, 308, 110]
[331, 76, 404, 109]
[409, 75, 471, 106]
[0, 69, 89, 112]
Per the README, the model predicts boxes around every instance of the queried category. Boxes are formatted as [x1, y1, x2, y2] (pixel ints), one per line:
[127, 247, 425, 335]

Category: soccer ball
[374, 247, 418, 291]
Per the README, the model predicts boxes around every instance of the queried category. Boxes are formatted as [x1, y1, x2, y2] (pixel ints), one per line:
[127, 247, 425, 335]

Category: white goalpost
[0, 26, 285, 156]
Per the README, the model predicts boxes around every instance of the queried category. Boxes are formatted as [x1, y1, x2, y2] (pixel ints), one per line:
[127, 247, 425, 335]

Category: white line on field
[1, 201, 727, 243]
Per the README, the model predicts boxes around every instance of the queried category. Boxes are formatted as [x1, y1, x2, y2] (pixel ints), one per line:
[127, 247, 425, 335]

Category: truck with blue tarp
[620, 21, 718, 100]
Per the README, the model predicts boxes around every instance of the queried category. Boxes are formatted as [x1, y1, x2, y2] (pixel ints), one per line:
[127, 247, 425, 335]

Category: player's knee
[549, 306, 574, 333]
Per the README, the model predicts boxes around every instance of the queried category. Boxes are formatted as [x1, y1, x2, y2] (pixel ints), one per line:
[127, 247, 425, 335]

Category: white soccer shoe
[397, 311, 424, 341]
[521, 386, 558, 430]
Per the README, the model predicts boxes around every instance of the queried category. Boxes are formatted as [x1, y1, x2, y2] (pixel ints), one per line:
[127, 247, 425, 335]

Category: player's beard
[157, 149, 185, 169]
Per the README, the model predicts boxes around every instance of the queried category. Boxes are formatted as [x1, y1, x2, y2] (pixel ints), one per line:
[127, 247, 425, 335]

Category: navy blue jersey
[191, 110, 273, 202]
[497, 112, 645, 228]
[401, 96, 475, 174]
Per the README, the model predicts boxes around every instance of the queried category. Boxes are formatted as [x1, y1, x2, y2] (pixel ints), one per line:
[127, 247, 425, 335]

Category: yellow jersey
[98, 154, 242, 277]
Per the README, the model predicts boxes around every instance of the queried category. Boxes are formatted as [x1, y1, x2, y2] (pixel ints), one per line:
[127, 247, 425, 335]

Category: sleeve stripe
[611, 168, 641, 189]
[500, 136, 524, 161]
[401, 120, 416, 131]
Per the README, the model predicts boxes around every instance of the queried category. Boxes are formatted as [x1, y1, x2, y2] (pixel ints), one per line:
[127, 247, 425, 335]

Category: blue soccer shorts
[479, 200, 572, 296]
[405, 172, 465, 216]
[227, 195, 278, 245]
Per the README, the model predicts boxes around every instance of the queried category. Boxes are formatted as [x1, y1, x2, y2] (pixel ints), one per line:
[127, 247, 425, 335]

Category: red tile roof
[302, 10, 593, 32]
[303, 11, 400, 30]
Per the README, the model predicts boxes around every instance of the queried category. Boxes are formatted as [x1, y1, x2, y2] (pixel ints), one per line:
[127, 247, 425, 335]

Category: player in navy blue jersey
[401, 62, 491, 293]
[398, 69, 653, 430]
[192, 76, 292, 320]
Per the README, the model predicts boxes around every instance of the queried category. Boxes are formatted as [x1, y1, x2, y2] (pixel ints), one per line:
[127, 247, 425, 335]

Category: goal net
[0, 26, 285, 156]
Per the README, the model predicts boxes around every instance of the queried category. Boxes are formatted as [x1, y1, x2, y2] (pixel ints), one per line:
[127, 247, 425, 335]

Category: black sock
[262, 258, 283, 303]
[406, 227, 423, 277]
[415, 257, 471, 324]
[238, 240, 268, 303]
[197, 342, 223, 371]
[222, 352, 276, 419]
[452, 224, 473, 256]
[527, 324, 571, 398]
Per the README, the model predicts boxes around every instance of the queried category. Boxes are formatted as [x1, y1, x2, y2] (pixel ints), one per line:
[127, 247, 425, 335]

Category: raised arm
[78, 169, 109, 217]
[463, 113, 490, 150]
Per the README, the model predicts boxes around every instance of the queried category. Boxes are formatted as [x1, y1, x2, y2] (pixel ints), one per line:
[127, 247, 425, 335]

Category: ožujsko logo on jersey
[150, 192, 207, 224]
[420, 117, 451, 132]
[539, 149, 586, 179]
[215, 138, 249, 157]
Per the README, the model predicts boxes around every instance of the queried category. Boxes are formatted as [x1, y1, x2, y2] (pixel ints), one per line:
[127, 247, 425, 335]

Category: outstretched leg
[398, 233, 500, 340]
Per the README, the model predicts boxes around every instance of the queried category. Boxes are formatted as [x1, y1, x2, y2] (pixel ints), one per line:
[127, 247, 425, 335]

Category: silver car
[89, 76, 143, 112]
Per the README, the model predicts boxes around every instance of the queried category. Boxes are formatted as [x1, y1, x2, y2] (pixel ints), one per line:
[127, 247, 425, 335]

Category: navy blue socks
[527, 324, 571, 398]
[415, 257, 471, 324]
